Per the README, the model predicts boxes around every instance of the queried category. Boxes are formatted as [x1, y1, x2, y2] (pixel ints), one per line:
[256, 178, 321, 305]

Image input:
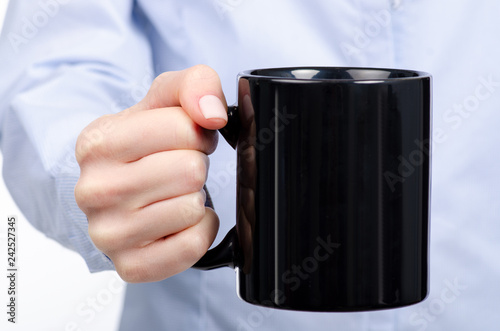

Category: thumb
[137, 64, 228, 130]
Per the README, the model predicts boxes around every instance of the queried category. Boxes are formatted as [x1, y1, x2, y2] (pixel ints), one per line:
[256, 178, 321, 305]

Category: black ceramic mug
[193, 67, 432, 312]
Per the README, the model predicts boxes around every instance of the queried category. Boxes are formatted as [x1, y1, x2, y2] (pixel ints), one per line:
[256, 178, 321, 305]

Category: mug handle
[192, 105, 241, 270]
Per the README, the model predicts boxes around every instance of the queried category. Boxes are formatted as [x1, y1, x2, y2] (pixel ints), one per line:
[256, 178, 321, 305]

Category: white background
[0, 1, 125, 330]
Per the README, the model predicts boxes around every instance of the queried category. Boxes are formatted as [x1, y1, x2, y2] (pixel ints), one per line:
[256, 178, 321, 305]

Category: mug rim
[239, 66, 431, 82]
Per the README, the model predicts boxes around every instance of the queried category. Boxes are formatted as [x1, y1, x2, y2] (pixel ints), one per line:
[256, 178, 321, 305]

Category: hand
[75, 65, 228, 282]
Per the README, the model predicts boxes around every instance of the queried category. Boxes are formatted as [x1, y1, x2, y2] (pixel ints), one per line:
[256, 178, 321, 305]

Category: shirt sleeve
[0, 0, 154, 272]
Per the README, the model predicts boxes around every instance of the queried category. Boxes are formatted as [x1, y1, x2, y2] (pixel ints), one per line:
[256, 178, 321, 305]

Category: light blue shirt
[1, 0, 499, 330]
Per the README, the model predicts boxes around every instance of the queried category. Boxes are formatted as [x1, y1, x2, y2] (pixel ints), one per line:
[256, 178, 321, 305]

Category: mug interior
[246, 67, 426, 81]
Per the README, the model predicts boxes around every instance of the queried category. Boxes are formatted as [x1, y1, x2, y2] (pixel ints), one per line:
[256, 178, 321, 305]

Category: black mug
[194, 67, 432, 312]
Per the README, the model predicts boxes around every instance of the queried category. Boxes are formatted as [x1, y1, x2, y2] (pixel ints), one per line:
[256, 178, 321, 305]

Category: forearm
[0, 0, 153, 271]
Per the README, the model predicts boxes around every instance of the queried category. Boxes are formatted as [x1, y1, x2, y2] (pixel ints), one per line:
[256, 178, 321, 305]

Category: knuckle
[145, 71, 178, 110]
[179, 192, 206, 226]
[150, 72, 169, 91]
[74, 178, 95, 212]
[88, 218, 136, 257]
[74, 177, 118, 212]
[181, 117, 204, 147]
[181, 65, 221, 93]
[75, 115, 115, 163]
[183, 231, 210, 261]
[189, 64, 218, 81]
[115, 258, 151, 283]
[75, 130, 98, 164]
[184, 153, 208, 190]
[178, 117, 218, 154]
[88, 220, 116, 252]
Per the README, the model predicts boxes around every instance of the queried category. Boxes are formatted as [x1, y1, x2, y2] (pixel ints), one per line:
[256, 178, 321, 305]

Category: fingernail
[199, 95, 228, 121]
